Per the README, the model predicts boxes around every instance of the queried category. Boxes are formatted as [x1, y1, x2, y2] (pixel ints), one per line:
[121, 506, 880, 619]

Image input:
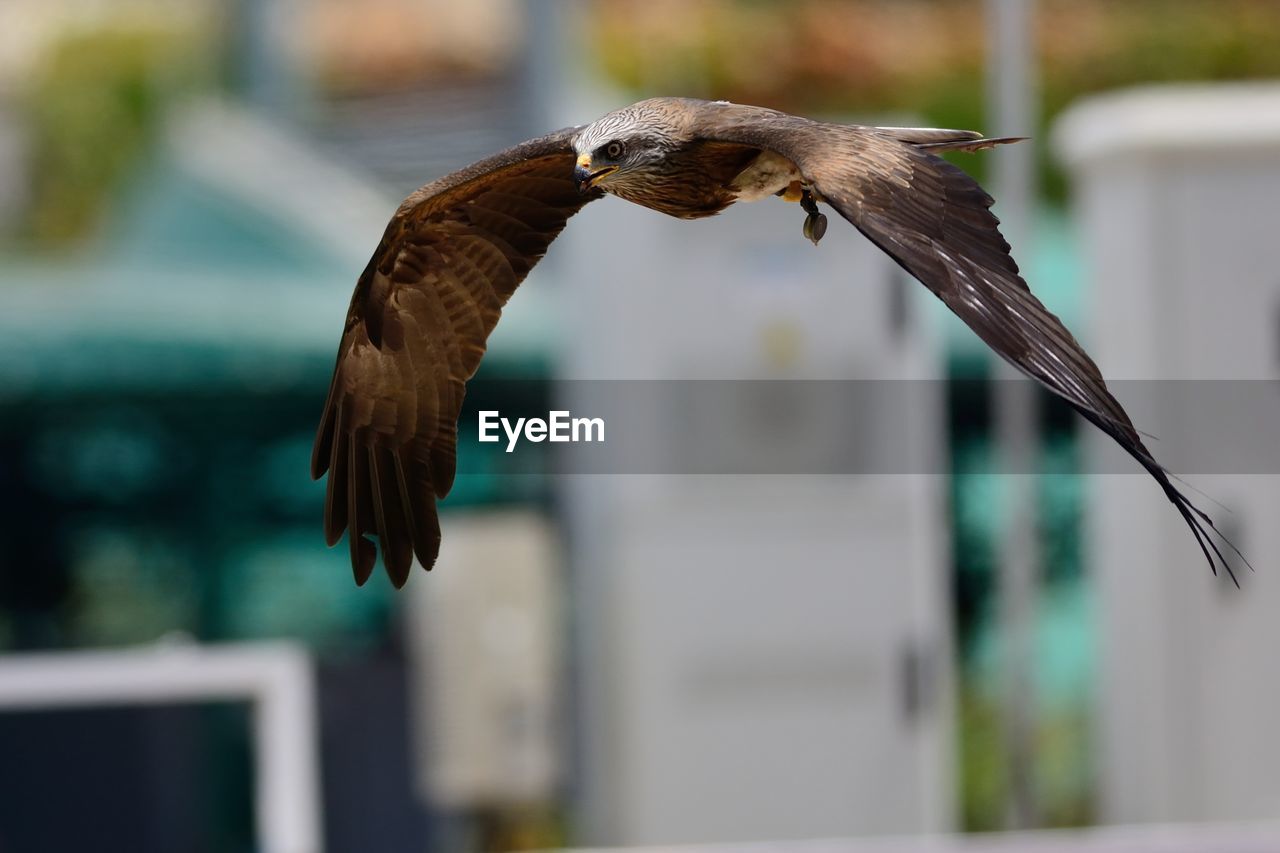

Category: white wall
[1055, 83, 1280, 824]
[555, 173, 954, 845]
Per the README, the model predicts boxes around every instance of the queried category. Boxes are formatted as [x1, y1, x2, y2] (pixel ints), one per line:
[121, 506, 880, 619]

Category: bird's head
[572, 101, 684, 194]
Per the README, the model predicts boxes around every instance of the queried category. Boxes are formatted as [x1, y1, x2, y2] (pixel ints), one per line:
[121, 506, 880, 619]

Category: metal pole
[985, 0, 1039, 831]
[231, 0, 303, 119]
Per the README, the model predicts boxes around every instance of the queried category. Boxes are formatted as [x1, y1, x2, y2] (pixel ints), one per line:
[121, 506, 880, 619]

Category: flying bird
[311, 97, 1245, 588]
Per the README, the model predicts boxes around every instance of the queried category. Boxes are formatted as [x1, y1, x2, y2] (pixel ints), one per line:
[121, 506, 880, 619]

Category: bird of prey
[311, 96, 1245, 588]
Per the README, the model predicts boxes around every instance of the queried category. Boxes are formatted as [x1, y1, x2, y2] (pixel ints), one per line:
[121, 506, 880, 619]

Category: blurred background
[1, 1, 1278, 851]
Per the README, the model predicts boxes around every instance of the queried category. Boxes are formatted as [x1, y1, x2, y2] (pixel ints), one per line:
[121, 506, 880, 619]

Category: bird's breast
[609, 170, 738, 219]
[607, 142, 776, 219]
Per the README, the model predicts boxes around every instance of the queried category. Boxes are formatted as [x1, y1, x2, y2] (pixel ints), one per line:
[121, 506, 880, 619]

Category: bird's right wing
[311, 128, 602, 587]
[698, 104, 1245, 582]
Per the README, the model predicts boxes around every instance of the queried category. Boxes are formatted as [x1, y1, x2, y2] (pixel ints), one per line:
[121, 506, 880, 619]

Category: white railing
[563, 822, 1280, 853]
[0, 641, 323, 853]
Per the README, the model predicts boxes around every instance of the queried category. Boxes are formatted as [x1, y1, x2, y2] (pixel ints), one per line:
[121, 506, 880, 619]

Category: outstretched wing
[311, 128, 601, 587]
[698, 103, 1245, 582]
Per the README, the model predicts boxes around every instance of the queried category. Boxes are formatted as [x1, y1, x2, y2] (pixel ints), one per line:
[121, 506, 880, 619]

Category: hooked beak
[574, 154, 617, 193]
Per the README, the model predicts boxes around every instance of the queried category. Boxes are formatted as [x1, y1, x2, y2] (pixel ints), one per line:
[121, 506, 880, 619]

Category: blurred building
[555, 143, 955, 843]
[1056, 82, 1280, 824]
[6, 0, 1280, 850]
[0, 88, 564, 849]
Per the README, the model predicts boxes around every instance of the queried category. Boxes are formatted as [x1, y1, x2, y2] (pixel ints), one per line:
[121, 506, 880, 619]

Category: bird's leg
[799, 190, 819, 215]
[777, 180, 805, 203]
[800, 188, 827, 246]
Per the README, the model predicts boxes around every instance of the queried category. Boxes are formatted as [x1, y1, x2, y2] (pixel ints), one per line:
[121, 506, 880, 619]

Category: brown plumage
[310, 130, 600, 586]
[313, 97, 1246, 588]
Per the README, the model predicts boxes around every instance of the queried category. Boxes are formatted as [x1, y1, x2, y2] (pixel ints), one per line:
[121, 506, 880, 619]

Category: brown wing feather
[312, 128, 602, 587]
[695, 103, 1246, 582]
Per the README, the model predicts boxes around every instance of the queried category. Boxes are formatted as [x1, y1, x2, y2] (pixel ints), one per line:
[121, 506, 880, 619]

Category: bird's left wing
[697, 104, 1244, 581]
[311, 128, 601, 587]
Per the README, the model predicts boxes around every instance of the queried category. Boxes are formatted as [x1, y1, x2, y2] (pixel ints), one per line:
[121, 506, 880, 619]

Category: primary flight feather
[311, 96, 1244, 588]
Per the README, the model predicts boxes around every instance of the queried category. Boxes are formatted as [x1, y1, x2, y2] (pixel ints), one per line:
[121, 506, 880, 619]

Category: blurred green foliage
[589, 0, 1280, 198]
[22, 27, 209, 246]
[949, 378, 1092, 829]
[959, 684, 1093, 830]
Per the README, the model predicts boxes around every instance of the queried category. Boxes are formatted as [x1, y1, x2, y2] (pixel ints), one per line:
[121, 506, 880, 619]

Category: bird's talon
[800, 189, 820, 216]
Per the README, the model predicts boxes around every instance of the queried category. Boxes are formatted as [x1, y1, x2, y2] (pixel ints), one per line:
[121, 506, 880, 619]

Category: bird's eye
[605, 141, 625, 159]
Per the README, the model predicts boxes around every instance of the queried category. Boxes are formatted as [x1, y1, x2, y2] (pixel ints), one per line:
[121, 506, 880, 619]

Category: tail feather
[872, 125, 1028, 153]
[875, 126, 984, 145]
[917, 135, 1029, 153]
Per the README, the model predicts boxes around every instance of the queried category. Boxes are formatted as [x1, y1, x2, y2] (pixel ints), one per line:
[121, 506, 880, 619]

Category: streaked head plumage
[572, 99, 687, 191]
